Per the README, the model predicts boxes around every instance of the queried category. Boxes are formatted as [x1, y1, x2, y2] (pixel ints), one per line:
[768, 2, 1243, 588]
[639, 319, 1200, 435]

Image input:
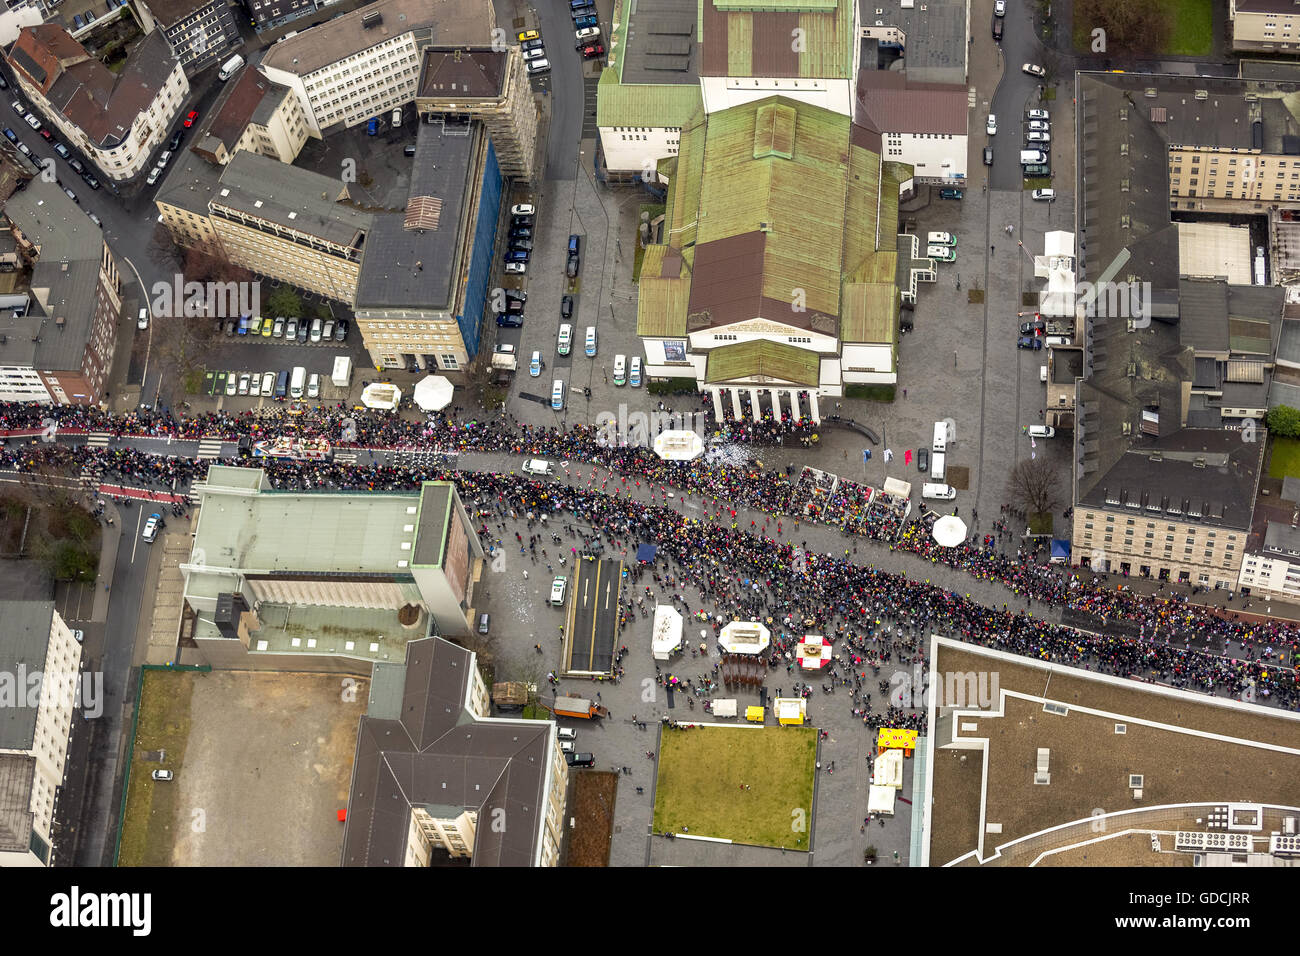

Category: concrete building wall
[1072, 506, 1246, 588]
[237, 90, 312, 164]
[599, 124, 681, 177]
[885, 131, 967, 184]
[1238, 549, 1300, 599]
[700, 76, 853, 117]
[0, 366, 52, 403]
[208, 213, 363, 303]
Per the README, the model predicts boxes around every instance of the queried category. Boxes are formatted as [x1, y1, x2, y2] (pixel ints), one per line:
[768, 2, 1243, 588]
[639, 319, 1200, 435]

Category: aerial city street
[0, 0, 1294, 906]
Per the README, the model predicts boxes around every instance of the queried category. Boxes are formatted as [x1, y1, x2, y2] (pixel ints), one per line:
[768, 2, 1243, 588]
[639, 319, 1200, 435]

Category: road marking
[131, 507, 144, 564]
[196, 439, 224, 460]
[86, 432, 110, 448]
[589, 560, 601, 670]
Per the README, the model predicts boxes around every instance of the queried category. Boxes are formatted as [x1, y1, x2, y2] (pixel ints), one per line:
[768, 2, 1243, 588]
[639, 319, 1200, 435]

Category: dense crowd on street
[1, 400, 1297, 721]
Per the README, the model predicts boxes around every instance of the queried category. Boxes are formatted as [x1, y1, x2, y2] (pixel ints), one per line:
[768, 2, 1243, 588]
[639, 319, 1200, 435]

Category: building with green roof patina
[637, 94, 907, 421]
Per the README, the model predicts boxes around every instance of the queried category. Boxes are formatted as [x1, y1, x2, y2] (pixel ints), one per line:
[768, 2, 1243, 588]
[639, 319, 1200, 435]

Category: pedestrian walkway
[196, 439, 225, 460]
[86, 432, 111, 448]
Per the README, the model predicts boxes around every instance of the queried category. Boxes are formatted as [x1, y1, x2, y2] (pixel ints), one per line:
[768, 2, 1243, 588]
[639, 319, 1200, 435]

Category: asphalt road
[566, 556, 621, 674]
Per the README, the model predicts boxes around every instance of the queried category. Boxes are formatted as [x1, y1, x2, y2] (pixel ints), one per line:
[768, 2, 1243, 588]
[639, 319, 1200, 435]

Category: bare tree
[1074, 0, 1168, 56]
[1004, 456, 1063, 517]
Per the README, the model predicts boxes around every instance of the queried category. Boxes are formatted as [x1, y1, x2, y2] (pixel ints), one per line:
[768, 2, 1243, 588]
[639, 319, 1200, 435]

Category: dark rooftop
[619, 0, 698, 86]
[0, 601, 55, 751]
[860, 0, 967, 85]
[417, 48, 507, 100]
[341, 637, 554, 867]
[353, 121, 478, 311]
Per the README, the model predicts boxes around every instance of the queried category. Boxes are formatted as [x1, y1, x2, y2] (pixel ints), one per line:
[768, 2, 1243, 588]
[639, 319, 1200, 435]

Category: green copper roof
[705, 339, 821, 385]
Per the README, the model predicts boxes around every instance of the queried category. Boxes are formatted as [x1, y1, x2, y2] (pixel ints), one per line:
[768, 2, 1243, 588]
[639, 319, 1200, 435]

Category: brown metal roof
[404, 196, 443, 232]
[856, 71, 969, 135]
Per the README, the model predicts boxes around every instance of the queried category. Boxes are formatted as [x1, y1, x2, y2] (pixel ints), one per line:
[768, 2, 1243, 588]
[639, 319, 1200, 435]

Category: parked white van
[927, 231, 956, 246]
[613, 354, 627, 386]
[929, 450, 946, 481]
[921, 483, 957, 500]
[932, 421, 947, 453]
[218, 54, 245, 80]
[550, 576, 567, 605]
[522, 458, 554, 476]
[551, 379, 565, 410]
[1028, 425, 1056, 438]
[1044, 335, 1071, 347]
[289, 365, 306, 399]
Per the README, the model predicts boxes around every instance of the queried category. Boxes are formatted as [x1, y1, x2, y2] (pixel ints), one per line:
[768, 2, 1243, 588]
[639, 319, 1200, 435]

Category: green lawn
[1160, 0, 1213, 56]
[652, 725, 817, 849]
[118, 670, 195, 866]
[1072, 0, 1211, 56]
[1268, 437, 1300, 479]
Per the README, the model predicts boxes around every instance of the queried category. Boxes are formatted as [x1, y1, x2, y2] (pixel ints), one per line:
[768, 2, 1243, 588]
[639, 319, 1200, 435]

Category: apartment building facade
[258, 0, 494, 138]
[157, 149, 373, 304]
[7, 26, 188, 182]
[238, 0, 314, 33]
[135, 0, 242, 75]
[414, 47, 538, 182]
[190, 66, 311, 167]
[0, 602, 83, 866]
[1230, 0, 1300, 52]
[1, 176, 124, 405]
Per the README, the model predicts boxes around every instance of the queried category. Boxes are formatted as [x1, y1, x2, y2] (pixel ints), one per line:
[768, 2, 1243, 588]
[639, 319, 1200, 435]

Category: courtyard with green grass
[1268, 436, 1300, 480]
[1072, 0, 1212, 57]
[652, 725, 817, 849]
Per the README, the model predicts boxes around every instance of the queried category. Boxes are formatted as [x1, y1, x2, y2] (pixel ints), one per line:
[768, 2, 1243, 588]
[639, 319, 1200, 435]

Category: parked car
[260, 372, 275, 396]
[1020, 320, 1045, 335]
[512, 215, 534, 228]
[146, 165, 163, 185]
[496, 313, 524, 328]
[629, 356, 642, 387]
[927, 245, 956, 262]
[560, 295, 573, 319]
[16, 142, 30, 157]
[309, 318, 322, 342]
[63, 187, 77, 203]
[296, 321, 309, 343]
[1027, 109, 1050, 121]
[509, 239, 534, 252]
[505, 249, 529, 263]
[237, 372, 251, 394]
[1027, 120, 1050, 132]
[1028, 425, 1056, 438]
[81, 170, 100, 189]
[24, 113, 40, 131]
[517, 29, 540, 42]
[565, 751, 595, 767]
[1, 128, 14, 143]
[157, 149, 173, 168]
[53, 142, 69, 159]
[224, 319, 236, 336]
[225, 374, 238, 395]
[168, 130, 183, 150]
[938, 188, 963, 199]
[184, 109, 199, 128]
[505, 289, 527, 303]
[1022, 163, 1051, 177]
[575, 26, 600, 41]
[260, 317, 273, 336]
[574, 13, 598, 28]
[986, 113, 997, 135]
[284, 317, 297, 340]
[322, 320, 335, 340]
[917, 448, 929, 473]
[566, 253, 580, 277]
[272, 316, 285, 337]
[1025, 131, 1050, 144]
[505, 261, 527, 274]
[137, 307, 149, 330]
[367, 117, 379, 135]
[1031, 188, 1056, 200]
[529, 350, 541, 377]
[612, 354, 626, 385]
[523, 45, 547, 61]
[511, 203, 536, 216]
[578, 43, 605, 58]
[151, 770, 173, 781]
[983, 146, 993, 166]
[334, 319, 348, 342]
[557, 324, 572, 356]
[1023, 63, 1046, 77]
[68, 158, 84, 175]
[994, 0, 1006, 14]
[307, 373, 320, 399]
[1017, 335, 1043, 350]
[509, 226, 533, 239]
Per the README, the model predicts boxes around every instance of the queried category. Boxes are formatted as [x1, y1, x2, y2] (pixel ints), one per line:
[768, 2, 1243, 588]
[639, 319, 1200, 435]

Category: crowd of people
[1, 399, 1296, 721]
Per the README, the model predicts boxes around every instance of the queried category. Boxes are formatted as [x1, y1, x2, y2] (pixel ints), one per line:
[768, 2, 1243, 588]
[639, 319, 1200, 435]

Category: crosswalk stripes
[79, 467, 100, 488]
[196, 439, 225, 460]
[85, 432, 110, 448]
[333, 451, 358, 464]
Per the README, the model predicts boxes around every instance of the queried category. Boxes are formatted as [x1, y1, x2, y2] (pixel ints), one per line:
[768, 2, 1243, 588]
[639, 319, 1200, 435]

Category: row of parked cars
[213, 368, 321, 400]
[7, 99, 102, 218]
[223, 315, 349, 343]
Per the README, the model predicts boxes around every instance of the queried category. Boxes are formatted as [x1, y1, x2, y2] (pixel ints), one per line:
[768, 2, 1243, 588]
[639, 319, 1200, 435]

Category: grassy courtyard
[1071, 0, 1212, 57]
[652, 725, 817, 849]
[117, 669, 195, 866]
[1268, 437, 1300, 480]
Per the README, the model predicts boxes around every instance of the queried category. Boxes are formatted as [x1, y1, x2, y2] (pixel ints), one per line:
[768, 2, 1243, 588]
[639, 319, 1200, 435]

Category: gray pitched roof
[341, 637, 553, 867]
[0, 602, 55, 751]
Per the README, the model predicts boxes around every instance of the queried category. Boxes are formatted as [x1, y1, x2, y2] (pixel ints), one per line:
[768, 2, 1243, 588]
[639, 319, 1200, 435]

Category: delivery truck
[331, 355, 352, 388]
[552, 695, 609, 719]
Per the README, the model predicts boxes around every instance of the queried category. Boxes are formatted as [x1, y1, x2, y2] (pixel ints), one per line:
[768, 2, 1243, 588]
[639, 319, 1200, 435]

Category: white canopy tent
[931, 514, 968, 547]
[719, 620, 770, 655]
[711, 699, 737, 718]
[653, 430, 705, 461]
[361, 383, 402, 411]
[652, 604, 683, 660]
[873, 748, 905, 788]
[413, 375, 454, 411]
[868, 785, 897, 816]
[882, 476, 912, 499]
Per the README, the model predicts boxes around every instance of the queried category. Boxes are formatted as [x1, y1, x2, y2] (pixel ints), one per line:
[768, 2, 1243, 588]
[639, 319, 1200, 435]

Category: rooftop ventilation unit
[1043, 701, 1068, 716]
[362, 11, 382, 28]
[1129, 774, 1144, 788]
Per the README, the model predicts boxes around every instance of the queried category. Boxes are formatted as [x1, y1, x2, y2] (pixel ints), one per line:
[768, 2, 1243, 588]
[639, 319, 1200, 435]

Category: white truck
[331, 356, 352, 388]
[219, 54, 245, 80]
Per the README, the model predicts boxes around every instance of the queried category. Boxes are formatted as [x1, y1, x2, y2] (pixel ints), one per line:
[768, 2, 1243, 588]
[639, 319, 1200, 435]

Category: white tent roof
[653, 430, 705, 460]
[932, 515, 967, 547]
[413, 375, 454, 411]
[719, 620, 770, 654]
[868, 785, 897, 815]
[882, 477, 912, 499]
[711, 699, 737, 717]
[873, 748, 905, 788]
[773, 697, 806, 721]
[652, 604, 683, 659]
[361, 383, 402, 410]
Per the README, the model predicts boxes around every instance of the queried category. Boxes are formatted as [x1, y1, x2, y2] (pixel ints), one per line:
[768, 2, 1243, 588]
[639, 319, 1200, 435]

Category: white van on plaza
[522, 458, 554, 476]
[921, 483, 957, 500]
